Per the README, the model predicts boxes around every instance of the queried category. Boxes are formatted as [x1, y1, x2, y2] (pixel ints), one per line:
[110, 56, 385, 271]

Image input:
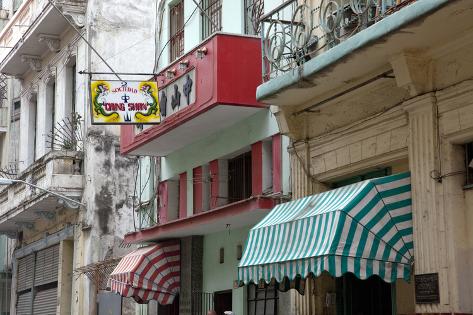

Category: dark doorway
[336, 273, 392, 315]
[158, 294, 179, 315]
[214, 290, 232, 315]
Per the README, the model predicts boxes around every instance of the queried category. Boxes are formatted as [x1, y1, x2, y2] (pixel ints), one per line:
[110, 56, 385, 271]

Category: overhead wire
[46, 0, 123, 81]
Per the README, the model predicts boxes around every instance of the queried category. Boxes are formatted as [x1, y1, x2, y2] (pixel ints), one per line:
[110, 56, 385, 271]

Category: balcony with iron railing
[261, 0, 416, 81]
[0, 0, 86, 76]
[256, 0, 471, 106]
[0, 150, 83, 236]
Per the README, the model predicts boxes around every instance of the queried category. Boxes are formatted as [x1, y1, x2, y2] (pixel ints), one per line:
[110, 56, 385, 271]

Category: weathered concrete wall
[76, 127, 138, 314]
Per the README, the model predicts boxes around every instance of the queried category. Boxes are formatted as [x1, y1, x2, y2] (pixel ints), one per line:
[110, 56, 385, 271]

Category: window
[170, 1, 184, 62]
[11, 100, 20, 122]
[201, 0, 222, 40]
[244, 0, 264, 35]
[247, 284, 278, 315]
[336, 273, 392, 315]
[228, 151, 252, 202]
[331, 168, 392, 188]
[466, 142, 473, 187]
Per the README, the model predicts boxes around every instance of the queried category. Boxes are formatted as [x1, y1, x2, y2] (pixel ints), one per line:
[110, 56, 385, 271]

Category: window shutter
[34, 245, 59, 285]
[16, 291, 32, 315]
[33, 287, 58, 315]
[17, 254, 34, 292]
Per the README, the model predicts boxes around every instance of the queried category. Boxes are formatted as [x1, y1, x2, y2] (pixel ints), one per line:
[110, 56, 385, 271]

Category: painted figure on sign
[92, 82, 120, 122]
[160, 90, 167, 117]
[135, 82, 160, 122]
[171, 84, 181, 110]
[183, 74, 193, 105]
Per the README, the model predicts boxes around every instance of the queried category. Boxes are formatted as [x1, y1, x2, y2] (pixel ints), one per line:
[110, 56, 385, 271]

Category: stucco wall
[203, 227, 250, 315]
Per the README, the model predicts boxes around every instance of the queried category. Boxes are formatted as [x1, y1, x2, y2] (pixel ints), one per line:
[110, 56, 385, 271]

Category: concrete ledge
[256, 0, 450, 102]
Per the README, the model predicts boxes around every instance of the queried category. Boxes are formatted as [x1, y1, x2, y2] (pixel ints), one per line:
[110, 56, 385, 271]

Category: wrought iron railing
[245, 0, 264, 35]
[261, 0, 416, 80]
[192, 291, 214, 315]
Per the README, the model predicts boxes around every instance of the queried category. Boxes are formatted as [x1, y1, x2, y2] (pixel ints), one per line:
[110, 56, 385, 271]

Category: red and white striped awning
[108, 240, 180, 304]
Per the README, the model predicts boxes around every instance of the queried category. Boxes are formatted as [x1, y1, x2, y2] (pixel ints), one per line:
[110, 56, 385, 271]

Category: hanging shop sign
[90, 80, 161, 124]
[415, 273, 440, 304]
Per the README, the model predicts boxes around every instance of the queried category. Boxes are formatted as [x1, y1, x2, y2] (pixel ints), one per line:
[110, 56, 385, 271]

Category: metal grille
[46, 112, 84, 152]
[260, 0, 418, 80]
[33, 286, 58, 315]
[201, 0, 222, 40]
[228, 151, 252, 202]
[0, 74, 7, 100]
[244, 0, 264, 35]
[74, 257, 121, 291]
[34, 245, 59, 286]
[248, 284, 278, 315]
[170, 0, 184, 62]
[192, 291, 214, 315]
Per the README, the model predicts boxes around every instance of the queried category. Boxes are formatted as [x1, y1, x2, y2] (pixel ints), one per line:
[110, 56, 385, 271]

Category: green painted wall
[203, 227, 251, 315]
[161, 109, 279, 181]
[0, 235, 6, 272]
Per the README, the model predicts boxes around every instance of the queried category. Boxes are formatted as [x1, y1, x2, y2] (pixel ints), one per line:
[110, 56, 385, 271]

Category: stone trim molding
[38, 33, 61, 52]
[54, 0, 87, 28]
[21, 54, 42, 72]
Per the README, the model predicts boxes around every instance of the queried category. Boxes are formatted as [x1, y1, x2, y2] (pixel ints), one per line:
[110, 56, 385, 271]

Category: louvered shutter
[33, 287, 58, 315]
[17, 254, 34, 292]
[16, 291, 31, 315]
[34, 245, 59, 285]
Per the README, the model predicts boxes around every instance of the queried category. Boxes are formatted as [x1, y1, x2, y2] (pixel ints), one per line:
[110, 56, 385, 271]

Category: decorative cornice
[15, 221, 35, 230]
[38, 34, 61, 52]
[20, 83, 39, 101]
[54, 0, 87, 28]
[41, 64, 56, 84]
[35, 210, 56, 221]
[21, 54, 42, 72]
[64, 43, 77, 65]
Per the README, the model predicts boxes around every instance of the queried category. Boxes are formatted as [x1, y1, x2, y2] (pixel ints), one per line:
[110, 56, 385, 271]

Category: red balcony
[120, 33, 266, 156]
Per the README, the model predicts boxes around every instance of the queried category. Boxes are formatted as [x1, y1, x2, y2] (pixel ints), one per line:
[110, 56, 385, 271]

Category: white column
[36, 78, 55, 157]
[55, 62, 72, 124]
[19, 92, 36, 171]
[405, 93, 450, 313]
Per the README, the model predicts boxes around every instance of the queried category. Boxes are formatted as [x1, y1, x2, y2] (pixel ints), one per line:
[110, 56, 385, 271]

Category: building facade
[241, 0, 473, 314]
[0, 0, 157, 314]
[119, 1, 292, 314]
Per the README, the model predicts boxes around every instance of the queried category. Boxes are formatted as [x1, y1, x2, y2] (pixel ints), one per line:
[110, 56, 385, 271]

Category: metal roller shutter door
[16, 291, 31, 315]
[33, 287, 58, 315]
[17, 254, 34, 292]
[34, 245, 59, 285]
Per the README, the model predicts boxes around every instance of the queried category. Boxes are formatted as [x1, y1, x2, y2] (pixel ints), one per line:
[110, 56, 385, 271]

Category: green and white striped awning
[238, 172, 413, 284]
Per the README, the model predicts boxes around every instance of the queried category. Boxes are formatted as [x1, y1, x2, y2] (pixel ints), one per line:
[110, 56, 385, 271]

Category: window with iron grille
[228, 151, 252, 203]
[247, 284, 278, 315]
[201, 0, 222, 40]
[244, 0, 264, 35]
[466, 142, 473, 187]
[170, 1, 184, 62]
